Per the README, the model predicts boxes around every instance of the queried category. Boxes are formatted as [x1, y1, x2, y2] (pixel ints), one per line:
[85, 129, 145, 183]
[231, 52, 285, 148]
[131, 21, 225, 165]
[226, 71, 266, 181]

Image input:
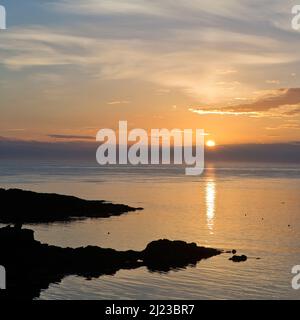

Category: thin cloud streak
[189, 108, 260, 117]
[48, 134, 95, 140]
[107, 101, 131, 105]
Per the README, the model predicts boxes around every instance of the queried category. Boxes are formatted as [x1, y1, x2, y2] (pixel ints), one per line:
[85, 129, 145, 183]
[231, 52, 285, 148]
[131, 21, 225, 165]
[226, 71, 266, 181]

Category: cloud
[189, 88, 300, 117]
[266, 123, 300, 130]
[205, 142, 300, 163]
[52, 0, 164, 16]
[189, 108, 260, 117]
[48, 134, 95, 140]
[52, 0, 286, 24]
[229, 88, 300, 112]
[1, 1, 300, 107]
[0, 15, 299, 103]
[1, 129, 26, 132]
[266, 80, 280, 84]
[0, 28, 96, 69]
[107, 100, 131, 105]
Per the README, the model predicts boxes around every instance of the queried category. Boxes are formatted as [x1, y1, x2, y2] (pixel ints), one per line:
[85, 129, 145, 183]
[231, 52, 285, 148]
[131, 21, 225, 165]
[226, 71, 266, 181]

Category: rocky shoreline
[0, 188, 143, 223]
[0, 226, 222, 300]
[0, 188, 249, 300]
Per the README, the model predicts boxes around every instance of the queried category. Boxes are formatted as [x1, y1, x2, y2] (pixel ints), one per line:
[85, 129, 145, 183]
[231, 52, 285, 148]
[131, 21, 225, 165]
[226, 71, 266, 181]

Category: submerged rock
[229, 254, 248, 262]
[0, 188, 143, 223]
[0, 227, 222, 300]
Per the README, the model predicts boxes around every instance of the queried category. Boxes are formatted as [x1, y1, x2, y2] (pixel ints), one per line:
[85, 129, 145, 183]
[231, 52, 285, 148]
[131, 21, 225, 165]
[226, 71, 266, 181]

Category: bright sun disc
[206, 140, 216, 147]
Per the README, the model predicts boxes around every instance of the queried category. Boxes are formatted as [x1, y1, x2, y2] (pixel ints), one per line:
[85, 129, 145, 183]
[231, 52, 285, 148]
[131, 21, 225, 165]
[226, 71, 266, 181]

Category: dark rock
[229, 255, 248, 262]
[232, 249, 237, 254]
[0, 188, 142, 223]
[0, 227, 222, 300]
[142, 239, 221, 272]
[0, 225, 34, 244]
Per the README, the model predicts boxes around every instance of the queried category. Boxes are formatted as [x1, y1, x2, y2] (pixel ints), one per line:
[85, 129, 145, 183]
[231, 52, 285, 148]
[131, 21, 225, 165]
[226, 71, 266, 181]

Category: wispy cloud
[52, 0, 165, 16]
[189, 108, 260, 117]
[2, 129, 26, 132]
[48, 134, 95, 140]
[0, 17, 299, 103]
[266, 123, 300, 130]
[107, 100, 131, 105]
[266, 80, 280, 84]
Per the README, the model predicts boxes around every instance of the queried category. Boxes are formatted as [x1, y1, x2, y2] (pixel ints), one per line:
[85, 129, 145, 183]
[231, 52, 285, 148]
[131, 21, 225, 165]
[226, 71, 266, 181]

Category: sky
[1, 0, 300, 145]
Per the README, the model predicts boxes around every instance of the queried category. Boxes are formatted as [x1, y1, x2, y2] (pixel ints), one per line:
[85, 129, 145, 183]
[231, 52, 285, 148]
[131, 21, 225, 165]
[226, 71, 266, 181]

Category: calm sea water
[1, 160, 300, 300]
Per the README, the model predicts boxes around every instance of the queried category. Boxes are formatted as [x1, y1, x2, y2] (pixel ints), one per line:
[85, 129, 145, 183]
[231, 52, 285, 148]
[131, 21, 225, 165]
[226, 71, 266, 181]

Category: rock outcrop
[0, 188, 142, 223]
[0, 226, 222, 300]
[229, 255, 248, 262]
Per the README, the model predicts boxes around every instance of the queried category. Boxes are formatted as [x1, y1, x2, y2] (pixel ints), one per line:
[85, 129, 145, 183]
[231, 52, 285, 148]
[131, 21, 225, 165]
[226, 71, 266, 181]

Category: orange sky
[1, 1, 300, 145]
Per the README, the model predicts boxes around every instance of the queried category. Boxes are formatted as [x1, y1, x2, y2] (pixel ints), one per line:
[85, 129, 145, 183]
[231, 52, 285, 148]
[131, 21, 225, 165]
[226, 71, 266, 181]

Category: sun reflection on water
[206, 179, 216, 234]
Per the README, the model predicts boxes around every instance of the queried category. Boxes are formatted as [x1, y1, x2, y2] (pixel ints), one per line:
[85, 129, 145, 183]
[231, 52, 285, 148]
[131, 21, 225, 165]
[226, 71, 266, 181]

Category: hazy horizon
[1, 137, 300, 163]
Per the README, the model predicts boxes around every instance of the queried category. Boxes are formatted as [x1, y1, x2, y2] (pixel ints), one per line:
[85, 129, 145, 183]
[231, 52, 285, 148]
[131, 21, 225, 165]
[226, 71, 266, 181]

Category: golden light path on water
[206, 178, 216, 234]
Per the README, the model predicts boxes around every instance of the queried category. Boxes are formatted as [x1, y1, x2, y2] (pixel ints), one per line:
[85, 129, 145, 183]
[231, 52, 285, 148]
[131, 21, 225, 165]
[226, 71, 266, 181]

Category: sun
[206, 140, 216, 148]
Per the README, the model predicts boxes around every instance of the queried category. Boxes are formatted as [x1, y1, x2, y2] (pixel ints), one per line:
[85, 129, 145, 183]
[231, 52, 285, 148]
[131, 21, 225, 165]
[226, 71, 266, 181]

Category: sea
[0, 160, 300, 300]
